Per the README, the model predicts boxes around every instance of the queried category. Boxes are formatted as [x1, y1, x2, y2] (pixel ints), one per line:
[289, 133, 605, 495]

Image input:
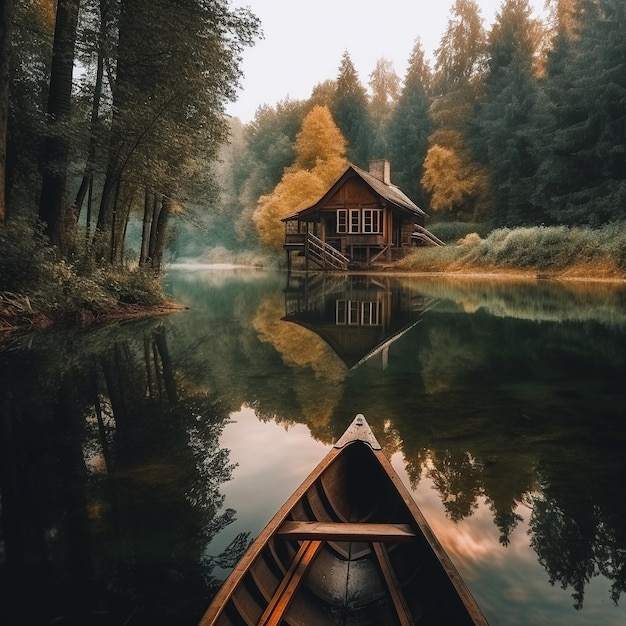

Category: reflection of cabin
[283, 160, 443, 271]
[283, 274, 437, 369]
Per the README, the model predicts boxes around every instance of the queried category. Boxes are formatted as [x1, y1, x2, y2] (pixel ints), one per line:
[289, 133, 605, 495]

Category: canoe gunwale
[198, 415, 489, 626]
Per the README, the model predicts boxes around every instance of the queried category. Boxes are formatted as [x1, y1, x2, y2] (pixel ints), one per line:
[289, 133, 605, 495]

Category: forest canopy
[203, 0, 625, 260]
[1, 0, 261, 267]
[1, 0, 624, 272]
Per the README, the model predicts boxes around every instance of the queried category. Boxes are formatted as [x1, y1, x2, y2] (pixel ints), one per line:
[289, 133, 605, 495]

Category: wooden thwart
[277, 520, 416, 543]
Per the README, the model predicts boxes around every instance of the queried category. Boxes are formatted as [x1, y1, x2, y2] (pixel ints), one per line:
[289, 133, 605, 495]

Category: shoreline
[2, 266, 625, 342]
[0, 300, 188, 342]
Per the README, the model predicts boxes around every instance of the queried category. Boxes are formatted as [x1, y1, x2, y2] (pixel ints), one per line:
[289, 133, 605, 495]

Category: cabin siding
[283, 161, 438, 271]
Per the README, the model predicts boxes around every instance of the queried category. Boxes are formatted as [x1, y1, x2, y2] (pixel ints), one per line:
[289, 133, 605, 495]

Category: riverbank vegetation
[0, 220, 170, 333]
[1, 0, 625, 335]
[396, 222, 626, 280]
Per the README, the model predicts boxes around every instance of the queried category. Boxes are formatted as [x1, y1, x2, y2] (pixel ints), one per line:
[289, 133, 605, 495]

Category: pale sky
[228, 0, 548, 123]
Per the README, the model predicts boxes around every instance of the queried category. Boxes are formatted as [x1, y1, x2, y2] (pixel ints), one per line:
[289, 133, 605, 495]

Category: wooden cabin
[283, 160, 443, 271]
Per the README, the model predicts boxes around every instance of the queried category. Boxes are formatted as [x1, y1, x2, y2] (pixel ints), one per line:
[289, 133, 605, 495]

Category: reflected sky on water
[1, 268, 625, 625]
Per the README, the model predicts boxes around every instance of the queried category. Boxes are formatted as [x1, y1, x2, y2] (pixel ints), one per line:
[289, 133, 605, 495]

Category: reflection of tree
[419, 327, 485, 394]
[427, 450, 482, 522]
[0, 322, 243, 625]
[530, 493, 597, 610]
[253, 295, 346, 428]
[529, 451, 626, 610]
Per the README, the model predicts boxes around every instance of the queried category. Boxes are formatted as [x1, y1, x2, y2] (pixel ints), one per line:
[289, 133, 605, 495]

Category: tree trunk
[148, 192, 160, 261]
[154, 327, 178, 403]
[0, 0, 14, 224]
[139, 188, 152, 266]
[38, 0, 80, 253]
[151, 195, 171, 271]
[74, 48, 104, 217]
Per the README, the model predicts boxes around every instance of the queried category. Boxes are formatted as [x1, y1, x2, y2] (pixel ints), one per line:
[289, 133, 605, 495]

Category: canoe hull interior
[200, 420, 488, 626]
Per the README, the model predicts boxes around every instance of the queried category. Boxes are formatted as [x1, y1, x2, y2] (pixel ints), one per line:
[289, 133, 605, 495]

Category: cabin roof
[282, 164, 426, 222]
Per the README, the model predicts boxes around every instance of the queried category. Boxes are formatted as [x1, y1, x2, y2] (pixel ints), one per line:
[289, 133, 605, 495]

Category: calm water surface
[1, 268, 625, 625]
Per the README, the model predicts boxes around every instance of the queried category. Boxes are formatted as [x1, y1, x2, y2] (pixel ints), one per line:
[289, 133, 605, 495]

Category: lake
[1, 267, 625, 625]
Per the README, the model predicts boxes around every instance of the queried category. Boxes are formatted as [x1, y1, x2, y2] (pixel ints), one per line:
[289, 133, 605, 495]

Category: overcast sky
[227, 0, 547, 123]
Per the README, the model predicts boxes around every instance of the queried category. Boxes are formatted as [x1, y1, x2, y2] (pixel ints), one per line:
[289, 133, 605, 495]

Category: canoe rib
[277, 520, 416, 543]
[258, 539, 323, 626]
[373, 542, 413, 626]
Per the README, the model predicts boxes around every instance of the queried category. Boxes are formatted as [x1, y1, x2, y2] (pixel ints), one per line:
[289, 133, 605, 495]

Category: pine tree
[386, 39, 432, 207]
[422, 0, 489, 219]
[533, 0, 626, 225]
[331, 51, 373, 168]
[368, 57, 400, 158]
[471, 0, 544, 225]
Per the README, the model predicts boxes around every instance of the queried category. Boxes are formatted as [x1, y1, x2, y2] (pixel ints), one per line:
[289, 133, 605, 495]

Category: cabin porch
[284, 221, 443, 271]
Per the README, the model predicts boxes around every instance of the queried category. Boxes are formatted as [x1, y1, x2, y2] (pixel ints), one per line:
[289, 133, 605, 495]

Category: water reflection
[283, 274, 437, 369]
[0, 320, 246, 625]
[1, 270, 626, 624]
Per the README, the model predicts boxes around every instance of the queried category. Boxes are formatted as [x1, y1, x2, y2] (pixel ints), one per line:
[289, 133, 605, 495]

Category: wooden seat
[276, 521, 415, 543]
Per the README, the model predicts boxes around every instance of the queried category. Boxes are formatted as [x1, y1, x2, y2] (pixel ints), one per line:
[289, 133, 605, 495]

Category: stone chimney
[369, 159, 391, 185]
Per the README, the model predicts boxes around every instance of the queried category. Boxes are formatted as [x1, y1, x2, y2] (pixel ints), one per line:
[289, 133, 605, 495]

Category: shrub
[457, 232, 482, 247]
[428, 221, 491, 244]
[0, 220, 54, 291]
[396, 223, 626, 276]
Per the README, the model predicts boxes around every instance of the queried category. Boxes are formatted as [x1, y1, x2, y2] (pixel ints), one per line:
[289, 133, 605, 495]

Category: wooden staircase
[305, 233, 349, 271]
[412, 225, 445, 246]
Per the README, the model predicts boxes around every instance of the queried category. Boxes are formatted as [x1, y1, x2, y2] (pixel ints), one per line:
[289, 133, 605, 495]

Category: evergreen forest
[0, 0, 625, 329]
[174, 0, 626, 268]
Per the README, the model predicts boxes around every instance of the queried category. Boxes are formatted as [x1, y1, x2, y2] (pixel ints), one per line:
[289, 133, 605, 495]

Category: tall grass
[399, 224, 626, 276]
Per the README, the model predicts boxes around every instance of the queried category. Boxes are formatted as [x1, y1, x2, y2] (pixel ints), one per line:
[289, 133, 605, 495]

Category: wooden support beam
[373, 542, 414, 626]
[276, 521, 415, 543]
[258, 539, 322, 626]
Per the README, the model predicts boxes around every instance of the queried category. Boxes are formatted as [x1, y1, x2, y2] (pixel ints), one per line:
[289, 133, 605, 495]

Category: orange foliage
[422, 143, 489, 216]
[253, 106, 348, 250]
[252, 295, 346, 427]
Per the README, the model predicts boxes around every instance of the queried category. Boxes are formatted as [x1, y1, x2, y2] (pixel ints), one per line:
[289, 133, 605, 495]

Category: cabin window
[337, 210, 347, 233]
[361, 301, 380, 325]
[349, 209, 360, 233]
[363, 209, 382, 234]
[336, 209, 382, 234]
[336, 300, 381, 326]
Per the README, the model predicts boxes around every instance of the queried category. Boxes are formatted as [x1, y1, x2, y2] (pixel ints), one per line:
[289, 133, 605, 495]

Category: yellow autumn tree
[422, 142, 489, 216]
[253, 105, 348, 249]
[421, 0, 490, 219]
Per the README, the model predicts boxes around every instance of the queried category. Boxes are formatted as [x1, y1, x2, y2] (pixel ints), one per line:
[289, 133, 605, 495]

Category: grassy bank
[396, 223, 626, 281]
[2, 221, 625, 338]
[0, 221, 171, 335]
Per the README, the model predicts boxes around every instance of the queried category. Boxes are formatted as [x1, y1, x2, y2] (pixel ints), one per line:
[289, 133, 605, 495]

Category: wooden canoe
[199, 414, 489, 626]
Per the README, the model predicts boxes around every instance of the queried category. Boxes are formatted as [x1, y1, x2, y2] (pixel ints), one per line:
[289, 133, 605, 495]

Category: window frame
[362, 209, 382, 234]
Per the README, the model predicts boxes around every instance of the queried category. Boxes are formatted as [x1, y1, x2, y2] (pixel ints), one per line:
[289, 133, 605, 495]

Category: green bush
[469, 224, 625, 271]
[0, 220, 54, 291]
[397, 223, 626, 275]
[0, 220, 167, 321]
[102, 269, 166, 306]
